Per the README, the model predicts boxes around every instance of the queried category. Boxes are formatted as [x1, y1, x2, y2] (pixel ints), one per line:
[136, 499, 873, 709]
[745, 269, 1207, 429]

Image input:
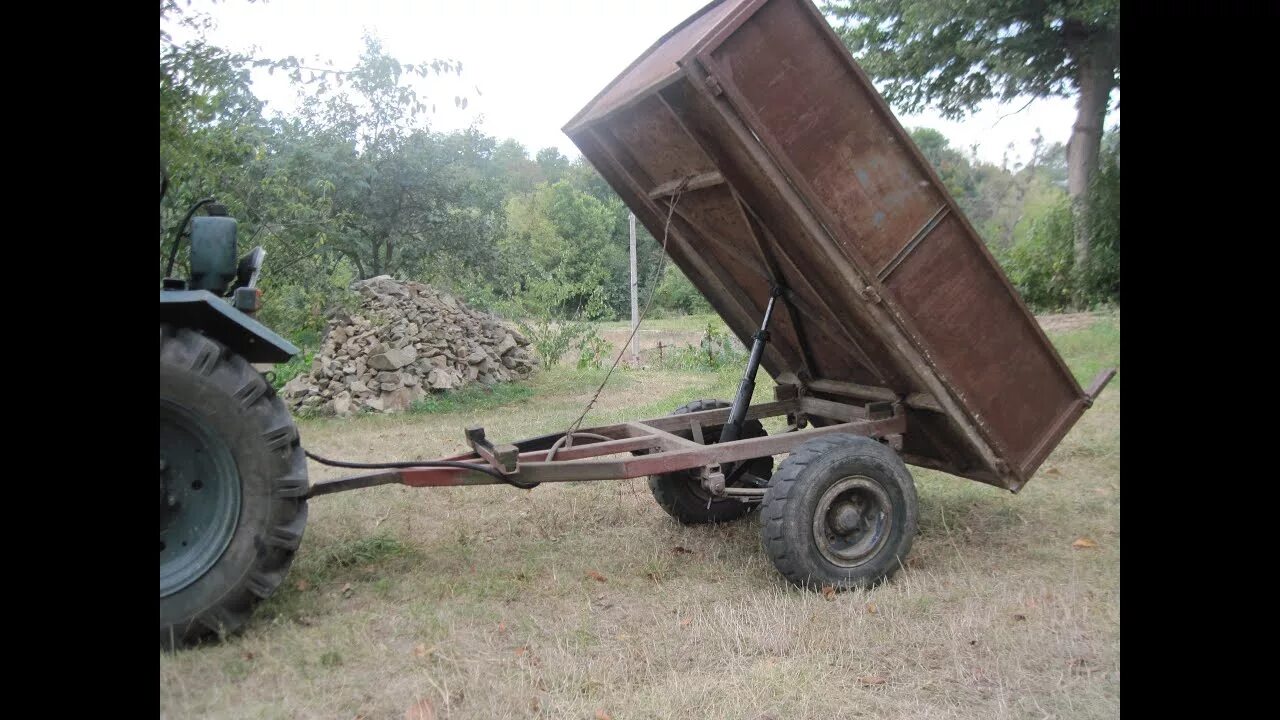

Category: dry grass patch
[161, 315, 1119, 720]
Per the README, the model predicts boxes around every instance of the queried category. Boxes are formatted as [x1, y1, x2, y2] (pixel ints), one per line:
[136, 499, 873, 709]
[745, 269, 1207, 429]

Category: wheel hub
[812, 476, 893, 568]
[159, 399, 242, 597]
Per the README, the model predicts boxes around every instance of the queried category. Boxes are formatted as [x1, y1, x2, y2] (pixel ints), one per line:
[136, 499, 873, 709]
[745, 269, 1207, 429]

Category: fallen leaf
[295, 579, 310, 591]
[821, 585, 836, 601]
[672, 546, 693, 555]
[1094, 487, 1109, 495]
[514, 646, 528, 657]
[1045, 467, 1061, 476]
[1013, 614, 1027, 621]
[341, 582, 354, 597]
[1072, 537, 1097, 549]
[497, 621, 507, 633]
[414, 643, 427, 658]
[404, 698, 435, 720]
[858, 675, 888, 685]
[679, 617, 692, 627]
[865, 602, 878, 615]
[586, 570, 607, 583]
[595, 710, 613, 720]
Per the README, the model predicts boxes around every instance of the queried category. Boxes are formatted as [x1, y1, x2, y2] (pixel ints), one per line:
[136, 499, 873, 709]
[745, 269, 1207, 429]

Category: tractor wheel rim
[159, 399, 241, 597]
[812, 475, 893, 568]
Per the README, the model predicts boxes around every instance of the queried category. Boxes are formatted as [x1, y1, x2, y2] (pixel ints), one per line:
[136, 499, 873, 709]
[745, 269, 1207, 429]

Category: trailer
[160, 0, 1114, 645]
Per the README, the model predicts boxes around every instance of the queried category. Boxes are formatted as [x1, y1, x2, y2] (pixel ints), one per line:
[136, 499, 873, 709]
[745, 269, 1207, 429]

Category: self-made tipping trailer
[161, 0, 1114, 646]
[315, 0, 1114, 575]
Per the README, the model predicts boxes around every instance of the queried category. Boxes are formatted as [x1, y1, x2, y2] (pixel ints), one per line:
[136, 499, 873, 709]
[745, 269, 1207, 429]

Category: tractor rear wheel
[160, 325, 308, 647]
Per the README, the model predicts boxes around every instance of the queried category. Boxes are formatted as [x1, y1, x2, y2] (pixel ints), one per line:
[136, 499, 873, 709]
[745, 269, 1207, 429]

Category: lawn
[160, 311, 1120, 720]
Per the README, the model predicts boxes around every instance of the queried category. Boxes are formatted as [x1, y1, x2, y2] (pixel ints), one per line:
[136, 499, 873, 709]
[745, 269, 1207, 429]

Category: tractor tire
[761, 434, 917, 590]
[160, 324, 308, 648]
[646, 399, 773, 525]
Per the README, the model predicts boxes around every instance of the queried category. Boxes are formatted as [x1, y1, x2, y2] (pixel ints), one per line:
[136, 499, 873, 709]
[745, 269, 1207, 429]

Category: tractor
[159, 166, 309, 646]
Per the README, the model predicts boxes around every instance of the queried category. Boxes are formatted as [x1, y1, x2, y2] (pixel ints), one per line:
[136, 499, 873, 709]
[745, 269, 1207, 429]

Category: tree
[825, 0, 1118, 306]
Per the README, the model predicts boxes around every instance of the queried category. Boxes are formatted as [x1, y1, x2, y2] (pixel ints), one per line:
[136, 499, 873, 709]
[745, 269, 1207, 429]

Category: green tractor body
[159, 186, 309, 647]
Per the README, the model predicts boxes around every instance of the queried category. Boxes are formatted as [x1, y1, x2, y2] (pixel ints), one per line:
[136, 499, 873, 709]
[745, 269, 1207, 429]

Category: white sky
[172, 0, 1118, 167]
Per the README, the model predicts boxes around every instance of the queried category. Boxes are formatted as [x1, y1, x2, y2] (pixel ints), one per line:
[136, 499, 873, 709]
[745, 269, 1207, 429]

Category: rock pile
[282, 276, 538, 415]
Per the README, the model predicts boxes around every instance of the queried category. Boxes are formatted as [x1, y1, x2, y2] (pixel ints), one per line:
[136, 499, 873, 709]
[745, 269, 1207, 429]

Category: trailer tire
[646, 399, 773, 524]
[160, 324, 308, 648]
[761, 434, 916, 590]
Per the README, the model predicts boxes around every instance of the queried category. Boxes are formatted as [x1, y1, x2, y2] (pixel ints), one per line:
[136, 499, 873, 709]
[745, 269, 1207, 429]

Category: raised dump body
[565, 0, 1094, 492]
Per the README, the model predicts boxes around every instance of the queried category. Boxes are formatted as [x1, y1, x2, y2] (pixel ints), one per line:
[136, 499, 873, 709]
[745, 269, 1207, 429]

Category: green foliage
[270, 347, 315, 392]
[516, 318, 594, 368]
[652, 268, 712, 316]
[998, 129, 1120, 310]
[1000, 202, 1076, 310]
[576, 331, 612, 370]
[825, 0, 1120, 119]
[1080, 131, 1120, 303]
[662, 322, 748, 371]
[408, 383, 534, 415]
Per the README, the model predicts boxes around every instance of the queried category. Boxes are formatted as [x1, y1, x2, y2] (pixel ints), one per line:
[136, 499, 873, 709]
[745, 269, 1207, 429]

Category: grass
[409, 382, 536, 415]
[160, 312, 1119, 720]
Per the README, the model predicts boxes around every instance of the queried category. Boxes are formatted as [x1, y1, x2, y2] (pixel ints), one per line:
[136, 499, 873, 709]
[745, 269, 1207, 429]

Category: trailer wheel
[646, 399, 773, 524]
[160, 325, 308, 648]
[761, 434, 916, 589]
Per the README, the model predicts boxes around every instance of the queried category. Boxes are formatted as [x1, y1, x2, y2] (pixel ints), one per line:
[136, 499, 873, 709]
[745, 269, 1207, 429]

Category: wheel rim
[159, 399, 241, 597]
[812, 475, 893, 568]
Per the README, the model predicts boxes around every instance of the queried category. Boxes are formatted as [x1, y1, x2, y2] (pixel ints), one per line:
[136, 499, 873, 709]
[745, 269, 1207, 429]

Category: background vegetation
[161, 0, 1118, 357]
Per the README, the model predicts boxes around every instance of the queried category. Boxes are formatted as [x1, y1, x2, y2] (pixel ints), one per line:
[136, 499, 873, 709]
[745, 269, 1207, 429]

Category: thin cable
[544, 432, 614, 462]
[303, 449, 539, 489]
[562, 183, 686, 438]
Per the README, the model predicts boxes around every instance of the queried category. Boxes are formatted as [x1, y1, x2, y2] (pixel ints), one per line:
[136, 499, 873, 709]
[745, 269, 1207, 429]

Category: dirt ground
[160, 312, 1119, 720]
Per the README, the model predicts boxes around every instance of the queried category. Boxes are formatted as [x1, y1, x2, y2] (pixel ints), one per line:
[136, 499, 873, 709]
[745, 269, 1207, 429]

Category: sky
[170, 0, 1119, 168]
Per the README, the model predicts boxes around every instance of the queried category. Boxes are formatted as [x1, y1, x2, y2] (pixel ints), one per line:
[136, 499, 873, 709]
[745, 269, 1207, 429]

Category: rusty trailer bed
[563, 0, 1106, 492]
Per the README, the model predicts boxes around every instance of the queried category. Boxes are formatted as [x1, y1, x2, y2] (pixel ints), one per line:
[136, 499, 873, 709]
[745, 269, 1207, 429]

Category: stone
[495, 333, 517, 356]
[333, 391, 352, 416]
[282, 277, 541, 416]
[368, 346, 417, 370]
[382, 387, 414, 412]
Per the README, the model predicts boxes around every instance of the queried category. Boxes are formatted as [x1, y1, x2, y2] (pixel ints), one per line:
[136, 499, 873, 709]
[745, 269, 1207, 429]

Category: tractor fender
[159, 290, 299, 364]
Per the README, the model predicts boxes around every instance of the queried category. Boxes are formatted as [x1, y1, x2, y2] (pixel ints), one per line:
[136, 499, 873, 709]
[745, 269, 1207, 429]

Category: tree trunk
[1067, 40, 1116, 307]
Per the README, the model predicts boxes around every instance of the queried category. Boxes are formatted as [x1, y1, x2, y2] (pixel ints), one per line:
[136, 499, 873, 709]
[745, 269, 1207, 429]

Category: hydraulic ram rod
[719, 286, 783, 447]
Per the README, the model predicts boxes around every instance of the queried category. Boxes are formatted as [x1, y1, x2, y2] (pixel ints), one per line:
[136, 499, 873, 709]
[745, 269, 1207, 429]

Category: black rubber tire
[761, 434, 917, 590]
[646, 399, 773, 524]
[160, 324, 309, 647]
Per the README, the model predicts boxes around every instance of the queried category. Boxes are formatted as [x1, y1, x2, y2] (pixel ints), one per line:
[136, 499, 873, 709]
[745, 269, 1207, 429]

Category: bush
[1000, 202, 1076, 310]
[652, 268, 711, 315]
[517, 317, 593, 367]
[662, 321, 747, 371]
[576, 330, 612, 370]
[999, 129, 1119, 311]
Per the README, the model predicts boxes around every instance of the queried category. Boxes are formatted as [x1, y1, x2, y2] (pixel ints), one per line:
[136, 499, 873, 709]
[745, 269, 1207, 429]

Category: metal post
[719, 286, 783, 447]
[629, 212, 639, 364]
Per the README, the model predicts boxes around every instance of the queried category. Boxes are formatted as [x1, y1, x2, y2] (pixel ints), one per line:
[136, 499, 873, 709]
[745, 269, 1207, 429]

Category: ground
[160, 312, 1120, 720]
